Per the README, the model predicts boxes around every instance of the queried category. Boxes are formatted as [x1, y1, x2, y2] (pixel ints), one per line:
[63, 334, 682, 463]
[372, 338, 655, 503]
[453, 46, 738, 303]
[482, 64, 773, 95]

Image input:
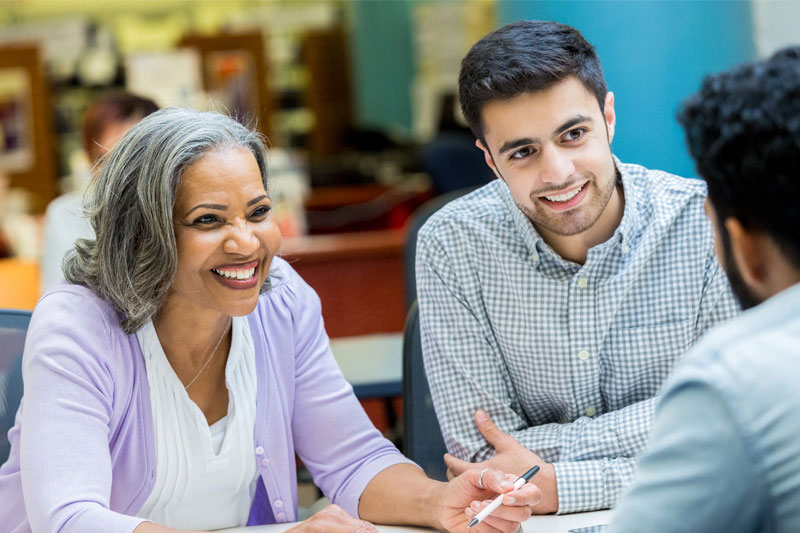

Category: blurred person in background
[0, 108, 541, 533]
[40, 90, 158, 292]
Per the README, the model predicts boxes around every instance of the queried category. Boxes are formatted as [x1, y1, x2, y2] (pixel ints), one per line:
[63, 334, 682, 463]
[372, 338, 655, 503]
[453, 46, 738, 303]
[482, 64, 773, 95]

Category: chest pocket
[600, 318, 694, 410]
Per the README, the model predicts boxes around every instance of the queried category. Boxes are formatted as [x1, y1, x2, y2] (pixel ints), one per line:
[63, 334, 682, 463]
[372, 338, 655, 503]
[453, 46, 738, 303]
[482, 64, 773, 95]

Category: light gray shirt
[416, 159, 739, 513]
[611, 281, 800, 533]
[40, 191, 94, 292]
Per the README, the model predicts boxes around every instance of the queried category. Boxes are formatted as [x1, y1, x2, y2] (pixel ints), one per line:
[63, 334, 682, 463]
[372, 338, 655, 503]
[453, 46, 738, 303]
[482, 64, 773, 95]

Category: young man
[415, 20, 739, 514]
[610, 47, 800, 532]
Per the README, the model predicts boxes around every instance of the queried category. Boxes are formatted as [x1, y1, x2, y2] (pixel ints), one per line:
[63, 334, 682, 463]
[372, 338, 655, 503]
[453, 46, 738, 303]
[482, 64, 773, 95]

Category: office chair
[402, 301, 448, 481]
[0, 309, 30, 465]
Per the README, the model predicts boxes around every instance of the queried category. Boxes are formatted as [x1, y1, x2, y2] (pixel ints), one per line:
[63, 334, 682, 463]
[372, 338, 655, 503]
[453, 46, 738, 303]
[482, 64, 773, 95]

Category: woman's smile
[210, 259, 260, 289]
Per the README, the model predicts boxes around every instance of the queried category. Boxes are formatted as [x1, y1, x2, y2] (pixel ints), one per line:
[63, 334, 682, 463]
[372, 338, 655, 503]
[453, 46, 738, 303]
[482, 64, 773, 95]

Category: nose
[538, 146, 575, 185]
[223, 219, 259, 256]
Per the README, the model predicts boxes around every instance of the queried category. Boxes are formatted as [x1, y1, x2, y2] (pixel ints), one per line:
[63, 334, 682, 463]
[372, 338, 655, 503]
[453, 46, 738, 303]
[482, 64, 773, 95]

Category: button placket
[569, 266, 601, 420]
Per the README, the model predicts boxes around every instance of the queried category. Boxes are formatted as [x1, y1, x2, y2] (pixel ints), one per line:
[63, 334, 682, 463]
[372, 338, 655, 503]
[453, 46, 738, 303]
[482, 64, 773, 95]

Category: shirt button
[578, 350, 590, 360]
[274, 499, 283, 508]
[531, 253, 539, 263]
[276, 512, 286, 521]
[260, 458, 270, 467]
[621, 243, 630, 254]
[577, 277, 588, 288]
[255, 446, 265, 456]
[585, 405, 597, 417]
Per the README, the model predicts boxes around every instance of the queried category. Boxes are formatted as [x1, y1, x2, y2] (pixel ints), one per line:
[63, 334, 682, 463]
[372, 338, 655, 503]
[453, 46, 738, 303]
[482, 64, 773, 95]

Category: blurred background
[0, 0, 797, 497]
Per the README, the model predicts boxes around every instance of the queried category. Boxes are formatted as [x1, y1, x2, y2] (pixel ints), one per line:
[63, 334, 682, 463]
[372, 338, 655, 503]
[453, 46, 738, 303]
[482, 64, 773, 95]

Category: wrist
[425, 480, 448, 531]
[533, 462, 559, 514]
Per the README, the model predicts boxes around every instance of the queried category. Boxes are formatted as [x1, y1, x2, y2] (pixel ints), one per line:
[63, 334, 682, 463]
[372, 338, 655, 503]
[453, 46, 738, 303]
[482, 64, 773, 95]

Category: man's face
[477, 77, 618, 237]
[704, 199, 760, 310]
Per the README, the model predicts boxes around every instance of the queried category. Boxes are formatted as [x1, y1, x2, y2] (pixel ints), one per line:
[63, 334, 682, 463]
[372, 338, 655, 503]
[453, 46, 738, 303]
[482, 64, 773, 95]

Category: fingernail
[355, 529, 366, 533]
[501, 481, 513, 490]
[504, 496, 515, 504]
[471, 501, 481, 511]
[476, 410, 488, 421]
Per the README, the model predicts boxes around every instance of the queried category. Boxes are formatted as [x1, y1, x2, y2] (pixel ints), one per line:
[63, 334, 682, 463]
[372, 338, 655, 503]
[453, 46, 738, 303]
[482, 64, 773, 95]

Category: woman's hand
[438, 467, 543, 533]
[285, 504, 379, 533]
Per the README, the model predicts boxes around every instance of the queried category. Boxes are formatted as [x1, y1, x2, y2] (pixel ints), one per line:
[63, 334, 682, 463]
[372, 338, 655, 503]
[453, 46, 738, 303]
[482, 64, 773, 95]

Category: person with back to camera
[610, 46, 800, 533]
[0, 108, 541, 533]
[40, 91, 158, 292]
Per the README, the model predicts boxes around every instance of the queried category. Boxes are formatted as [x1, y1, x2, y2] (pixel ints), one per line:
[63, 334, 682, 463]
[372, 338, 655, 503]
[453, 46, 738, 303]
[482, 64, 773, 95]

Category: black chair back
[402, 301, 447, 481]
[0, 309, 30, 465]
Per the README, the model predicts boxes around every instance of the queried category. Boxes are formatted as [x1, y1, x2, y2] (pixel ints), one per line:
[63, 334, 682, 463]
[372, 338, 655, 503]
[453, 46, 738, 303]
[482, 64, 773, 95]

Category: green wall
[351, 0, 415, 133]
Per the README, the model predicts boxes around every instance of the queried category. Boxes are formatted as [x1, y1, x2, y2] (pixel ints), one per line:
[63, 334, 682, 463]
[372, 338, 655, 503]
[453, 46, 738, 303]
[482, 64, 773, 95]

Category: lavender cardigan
[0, 258, 412, 532]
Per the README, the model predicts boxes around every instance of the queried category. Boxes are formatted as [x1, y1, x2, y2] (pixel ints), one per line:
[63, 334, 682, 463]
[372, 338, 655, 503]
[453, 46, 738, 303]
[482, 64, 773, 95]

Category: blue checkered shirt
[416, 159, 740, 513]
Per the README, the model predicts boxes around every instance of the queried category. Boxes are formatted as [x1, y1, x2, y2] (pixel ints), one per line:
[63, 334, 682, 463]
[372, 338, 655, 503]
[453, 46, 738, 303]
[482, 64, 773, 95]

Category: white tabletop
[224, 510, 611, 533]
[329, 333, 403, 397]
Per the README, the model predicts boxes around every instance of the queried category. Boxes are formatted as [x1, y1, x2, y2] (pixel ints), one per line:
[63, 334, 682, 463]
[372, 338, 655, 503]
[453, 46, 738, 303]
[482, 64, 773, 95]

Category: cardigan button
[274, 499, 283, 508]
[261, 457, 270, 467]
[255, 446, 265, 456]
[276, 512, 286, 521]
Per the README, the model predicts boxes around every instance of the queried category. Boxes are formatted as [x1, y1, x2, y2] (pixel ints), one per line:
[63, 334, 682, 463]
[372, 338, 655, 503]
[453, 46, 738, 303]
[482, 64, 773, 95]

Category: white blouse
[135, 316, 259, 530]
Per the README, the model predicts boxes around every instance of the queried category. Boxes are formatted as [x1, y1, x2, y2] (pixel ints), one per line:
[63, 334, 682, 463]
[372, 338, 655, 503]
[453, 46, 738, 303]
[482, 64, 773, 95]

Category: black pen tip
[468, 518, 478, 528]
[522, 465, 541, 482]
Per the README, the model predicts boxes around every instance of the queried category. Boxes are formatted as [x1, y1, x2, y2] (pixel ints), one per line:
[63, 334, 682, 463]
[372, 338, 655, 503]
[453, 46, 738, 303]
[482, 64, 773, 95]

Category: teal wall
[499, 1, 757, 178]
[351, 0, 415, 133]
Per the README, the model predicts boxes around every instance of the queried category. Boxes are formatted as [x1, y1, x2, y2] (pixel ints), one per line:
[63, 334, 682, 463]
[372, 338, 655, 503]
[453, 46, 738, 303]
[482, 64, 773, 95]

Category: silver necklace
[184, 317, 231, 390]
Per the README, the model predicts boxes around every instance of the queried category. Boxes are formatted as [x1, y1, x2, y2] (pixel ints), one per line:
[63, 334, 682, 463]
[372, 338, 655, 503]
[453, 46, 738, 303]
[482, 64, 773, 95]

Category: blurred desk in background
[280, 228, 408, 436]
[280, 228, 407, 337]
[304, 183, 433, 235]
[330, 333, 402, 399]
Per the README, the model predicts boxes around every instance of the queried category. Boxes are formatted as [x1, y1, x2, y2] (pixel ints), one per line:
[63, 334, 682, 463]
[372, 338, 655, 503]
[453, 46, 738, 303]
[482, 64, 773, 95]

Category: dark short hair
[458, 20, 607, 140]
[82, 90, 159, 163]
[678, 46, 800, 269]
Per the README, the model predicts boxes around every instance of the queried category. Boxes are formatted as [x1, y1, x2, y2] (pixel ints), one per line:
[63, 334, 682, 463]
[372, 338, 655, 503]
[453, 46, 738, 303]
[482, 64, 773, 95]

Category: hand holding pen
[436, 463, 542, 533]
[468, 466, 540, 529]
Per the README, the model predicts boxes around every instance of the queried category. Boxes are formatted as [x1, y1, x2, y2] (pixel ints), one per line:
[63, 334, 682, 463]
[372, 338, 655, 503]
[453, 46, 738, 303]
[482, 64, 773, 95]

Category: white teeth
[544, 184, 584, 202]
[212, 267, 255, 280]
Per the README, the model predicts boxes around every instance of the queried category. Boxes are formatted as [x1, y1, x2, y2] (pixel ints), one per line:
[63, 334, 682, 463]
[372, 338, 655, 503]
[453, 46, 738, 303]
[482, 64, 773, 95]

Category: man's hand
[285, 504, 378, 533]
[438, 467, 542, 532]
[444, 410, 559, 514]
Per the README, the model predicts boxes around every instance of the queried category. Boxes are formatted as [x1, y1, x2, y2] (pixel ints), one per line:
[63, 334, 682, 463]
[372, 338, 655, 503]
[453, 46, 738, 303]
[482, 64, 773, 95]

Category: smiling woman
[0, 108, 542, 533]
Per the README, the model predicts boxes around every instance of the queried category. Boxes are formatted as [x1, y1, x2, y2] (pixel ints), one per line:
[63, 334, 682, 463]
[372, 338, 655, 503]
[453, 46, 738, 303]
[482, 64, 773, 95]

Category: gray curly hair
[64, 108, 270, 334]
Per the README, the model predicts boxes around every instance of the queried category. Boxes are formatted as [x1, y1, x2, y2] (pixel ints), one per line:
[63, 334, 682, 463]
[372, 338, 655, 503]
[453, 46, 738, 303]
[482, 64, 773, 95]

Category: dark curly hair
[458, 20, 607, 141]
[678, 46, 800, 269]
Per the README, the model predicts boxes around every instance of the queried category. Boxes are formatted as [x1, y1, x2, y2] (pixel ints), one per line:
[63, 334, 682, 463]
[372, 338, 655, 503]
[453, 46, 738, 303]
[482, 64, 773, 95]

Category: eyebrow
[554, 114, 593, 136]
[184, 194, 268, 217]
[497, 114, 595, 155]
[247, 194, 268, 207]
[184, 203, 226, 217]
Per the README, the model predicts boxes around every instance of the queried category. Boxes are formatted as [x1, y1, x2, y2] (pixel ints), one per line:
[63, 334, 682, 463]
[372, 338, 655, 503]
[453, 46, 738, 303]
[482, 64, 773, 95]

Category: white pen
[467, 465, 540, 528]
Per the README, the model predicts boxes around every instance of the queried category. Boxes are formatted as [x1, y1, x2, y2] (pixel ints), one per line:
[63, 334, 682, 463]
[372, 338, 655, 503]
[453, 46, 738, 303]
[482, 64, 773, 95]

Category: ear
[725, 217, 765, 287]
[476, 139, 503, 180]
[603, 91, 616, 145]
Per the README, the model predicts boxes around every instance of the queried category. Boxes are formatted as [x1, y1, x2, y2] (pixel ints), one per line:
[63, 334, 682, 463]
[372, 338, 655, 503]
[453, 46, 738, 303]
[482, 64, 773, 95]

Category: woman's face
[167, 146, 281, 318]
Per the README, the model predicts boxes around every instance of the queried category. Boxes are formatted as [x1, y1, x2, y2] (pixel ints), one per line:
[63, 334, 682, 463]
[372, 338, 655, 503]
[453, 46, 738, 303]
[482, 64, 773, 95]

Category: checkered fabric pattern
[416, 158, 740, 514]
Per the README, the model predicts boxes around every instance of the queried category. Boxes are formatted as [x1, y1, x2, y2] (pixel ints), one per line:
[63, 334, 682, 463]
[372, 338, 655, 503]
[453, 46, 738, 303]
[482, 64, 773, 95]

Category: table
[223, 510, 611, 532]
[279, 229, 408, 338]
[329, 333, 403, 398]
